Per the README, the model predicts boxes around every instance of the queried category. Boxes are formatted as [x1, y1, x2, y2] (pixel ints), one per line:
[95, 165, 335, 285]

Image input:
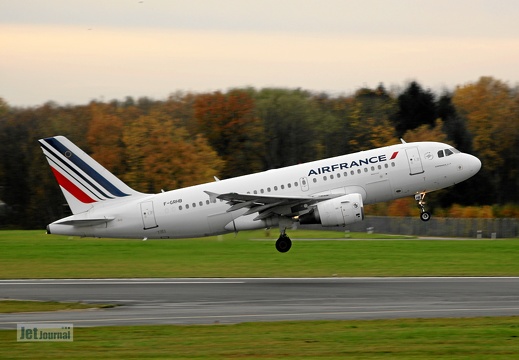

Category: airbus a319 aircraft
[39, 136, 481, 252]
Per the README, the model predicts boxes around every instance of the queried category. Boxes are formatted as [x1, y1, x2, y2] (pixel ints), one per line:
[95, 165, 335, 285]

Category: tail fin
[39, 136, 144, 214]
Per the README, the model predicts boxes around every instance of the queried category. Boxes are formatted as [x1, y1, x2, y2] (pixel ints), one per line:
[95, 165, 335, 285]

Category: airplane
[39, 136, 481, 252]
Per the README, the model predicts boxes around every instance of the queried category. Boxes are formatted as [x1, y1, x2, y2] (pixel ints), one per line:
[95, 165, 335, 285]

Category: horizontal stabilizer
[54, 217, 115, 227]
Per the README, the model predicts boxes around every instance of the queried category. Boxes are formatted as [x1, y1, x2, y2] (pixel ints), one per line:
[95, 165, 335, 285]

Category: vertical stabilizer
[39, 136, 144, 214]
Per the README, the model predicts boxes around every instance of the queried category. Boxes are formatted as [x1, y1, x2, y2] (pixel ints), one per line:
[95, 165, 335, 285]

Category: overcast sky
[2, 0, 519, 106]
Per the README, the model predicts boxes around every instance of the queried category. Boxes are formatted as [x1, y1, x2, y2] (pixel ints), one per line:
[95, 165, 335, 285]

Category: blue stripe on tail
[43, 137, 130, 198]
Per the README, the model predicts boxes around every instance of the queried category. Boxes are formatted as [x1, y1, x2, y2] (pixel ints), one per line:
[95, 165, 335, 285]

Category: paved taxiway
[1, 277, 519, 328]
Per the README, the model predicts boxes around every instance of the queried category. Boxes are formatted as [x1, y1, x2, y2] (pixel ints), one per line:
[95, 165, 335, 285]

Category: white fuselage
[48, 141, 481, 239]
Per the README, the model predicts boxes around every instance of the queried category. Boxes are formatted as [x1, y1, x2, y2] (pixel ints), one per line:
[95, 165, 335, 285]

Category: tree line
[1, 76, 518, 229]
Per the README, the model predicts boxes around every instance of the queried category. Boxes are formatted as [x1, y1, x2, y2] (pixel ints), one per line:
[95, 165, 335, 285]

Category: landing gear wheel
[415, 193, 432, 222]
[420, 211, 431, 222]
[275, 235, 292, 253]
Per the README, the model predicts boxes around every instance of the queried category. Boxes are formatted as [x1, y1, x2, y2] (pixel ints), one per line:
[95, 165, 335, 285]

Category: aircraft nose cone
[470, 155, 482, 173]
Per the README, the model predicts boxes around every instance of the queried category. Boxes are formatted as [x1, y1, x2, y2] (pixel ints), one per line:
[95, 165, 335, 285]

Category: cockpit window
[438, 148, 460, 158]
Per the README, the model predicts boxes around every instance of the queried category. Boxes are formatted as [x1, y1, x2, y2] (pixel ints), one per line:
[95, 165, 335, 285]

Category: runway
[1, 277, 519, 328]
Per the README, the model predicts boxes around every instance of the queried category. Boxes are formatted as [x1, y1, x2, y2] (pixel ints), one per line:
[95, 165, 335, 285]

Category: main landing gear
[275, 218, 293, 253]
[276, 232, 292, 253]
[415, 193, 431, 221]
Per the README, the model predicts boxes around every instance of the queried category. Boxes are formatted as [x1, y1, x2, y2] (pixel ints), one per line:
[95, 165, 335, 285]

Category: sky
[2, 0, 519, 106]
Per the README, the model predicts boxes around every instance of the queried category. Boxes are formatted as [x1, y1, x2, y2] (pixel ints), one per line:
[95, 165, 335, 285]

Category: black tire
[420, 211, 431, 222]
[275, 236, 292, 253]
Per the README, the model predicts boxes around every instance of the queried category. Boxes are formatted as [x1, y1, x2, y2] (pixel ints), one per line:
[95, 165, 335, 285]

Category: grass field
[1, 230, 518, 359]
[1, 317, 518, 359]
[1, 230, 518, 278]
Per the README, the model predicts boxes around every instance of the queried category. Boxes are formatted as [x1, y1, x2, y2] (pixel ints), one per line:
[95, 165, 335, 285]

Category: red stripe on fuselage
[390, 151, 399, 160]
[50, 167, 96, 203]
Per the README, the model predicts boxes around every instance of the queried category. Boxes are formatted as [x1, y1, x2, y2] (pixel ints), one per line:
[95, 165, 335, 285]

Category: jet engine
[299, 193, 364, 227]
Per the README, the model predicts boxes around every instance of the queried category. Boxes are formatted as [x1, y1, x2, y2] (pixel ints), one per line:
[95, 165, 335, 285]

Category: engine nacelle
[299, 193, 364, 227]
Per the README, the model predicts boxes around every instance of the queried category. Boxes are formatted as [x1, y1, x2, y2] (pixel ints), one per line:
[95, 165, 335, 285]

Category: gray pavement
[1, 277, 518, 328]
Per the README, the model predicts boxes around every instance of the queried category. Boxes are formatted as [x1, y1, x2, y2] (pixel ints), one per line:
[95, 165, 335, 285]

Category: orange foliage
[386, 198, 415, 217]
[122, 111, 224, 193]
[194, 90, 264, 177]
[448, 204, 464, 218]
[86, 103, 126, 175]
[402, 119, 448, 143]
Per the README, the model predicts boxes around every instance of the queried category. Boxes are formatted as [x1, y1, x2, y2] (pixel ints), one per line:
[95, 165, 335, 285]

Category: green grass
[1, 317, 518, 359]
[1, 230, 519, 278]
[2, 231, 518, 358]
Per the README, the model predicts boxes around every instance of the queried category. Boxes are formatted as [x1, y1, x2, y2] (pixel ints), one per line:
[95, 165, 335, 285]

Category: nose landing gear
[415, 193, 431, 221]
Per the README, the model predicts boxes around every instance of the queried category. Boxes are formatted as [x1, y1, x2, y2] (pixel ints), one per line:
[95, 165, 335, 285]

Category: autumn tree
[86, 103, 126, 175]
[392, 81, 437, 137]
[122, 110, 224, 193]
[311, 93, 355, 158]
[401, 119, 448, 143]
[1, 81, 517, 229]
[163, 91, 196, 133]
[453, 76, 519, 203]
[437, 92, 472, 152]
[253, 88, 321, 169]
[348, 85, 398, 150]
[194, 90, 264, 178]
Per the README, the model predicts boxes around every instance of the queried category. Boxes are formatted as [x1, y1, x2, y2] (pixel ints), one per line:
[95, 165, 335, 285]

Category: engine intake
[299, 193, 364, 227]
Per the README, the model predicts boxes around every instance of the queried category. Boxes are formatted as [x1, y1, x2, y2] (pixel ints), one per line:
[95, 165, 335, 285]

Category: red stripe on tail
[50, 167, 96, 203]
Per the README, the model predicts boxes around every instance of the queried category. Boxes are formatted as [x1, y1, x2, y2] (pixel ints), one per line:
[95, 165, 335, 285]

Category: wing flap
[242, 201, 285, 216]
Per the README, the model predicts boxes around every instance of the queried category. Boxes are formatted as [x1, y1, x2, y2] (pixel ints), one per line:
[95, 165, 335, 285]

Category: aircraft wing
[205, 191, 340, 220]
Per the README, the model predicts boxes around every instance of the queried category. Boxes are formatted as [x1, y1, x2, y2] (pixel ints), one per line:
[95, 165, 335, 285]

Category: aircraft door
[405, 147, 424, 175]
[140, 201, 158, 230]
[300, 177, 309, 192]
